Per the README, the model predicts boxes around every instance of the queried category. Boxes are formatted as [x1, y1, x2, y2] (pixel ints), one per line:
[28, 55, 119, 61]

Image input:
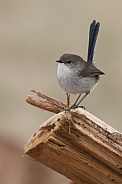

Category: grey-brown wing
[78, 62, 104, 77]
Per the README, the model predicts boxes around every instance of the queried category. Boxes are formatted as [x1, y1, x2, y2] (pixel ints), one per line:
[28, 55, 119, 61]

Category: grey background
[0, 0, 122, 182]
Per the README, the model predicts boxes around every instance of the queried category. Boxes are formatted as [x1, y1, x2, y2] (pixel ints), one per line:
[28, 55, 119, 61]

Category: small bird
[56, 20, 105, 110]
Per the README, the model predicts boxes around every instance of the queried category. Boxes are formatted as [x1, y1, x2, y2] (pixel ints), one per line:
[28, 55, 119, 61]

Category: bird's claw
[78, 105, 85, 110]
[65, 104, 85, 111]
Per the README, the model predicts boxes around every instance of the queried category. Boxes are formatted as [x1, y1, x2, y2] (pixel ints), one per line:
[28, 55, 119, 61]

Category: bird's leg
[65, 94, 81, 111]
[76, 91, 90, 107]
[72, 94, 81, 107]
[66, 93, 70, 108]
[65, 92, 90, 111]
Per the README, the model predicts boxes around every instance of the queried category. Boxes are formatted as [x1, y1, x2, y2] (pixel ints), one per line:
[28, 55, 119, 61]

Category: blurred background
[0, 0, 122, 183]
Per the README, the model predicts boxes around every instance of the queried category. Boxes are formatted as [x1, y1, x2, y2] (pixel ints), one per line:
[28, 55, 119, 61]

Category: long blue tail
[87, 20, 100, 63]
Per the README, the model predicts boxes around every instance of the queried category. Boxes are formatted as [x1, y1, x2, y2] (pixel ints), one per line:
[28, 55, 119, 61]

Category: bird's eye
[67, 61, 72, 64]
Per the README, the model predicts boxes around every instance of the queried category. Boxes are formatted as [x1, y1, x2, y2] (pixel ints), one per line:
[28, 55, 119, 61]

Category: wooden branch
[26, 90, 66, 113]
[24, 91, 122, 184]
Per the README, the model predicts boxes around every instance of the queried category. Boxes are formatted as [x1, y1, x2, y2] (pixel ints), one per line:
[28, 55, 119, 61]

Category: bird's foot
[78, 105, 85, 110]
[65, 104, 85, 111]
[65, 104, 77, 111]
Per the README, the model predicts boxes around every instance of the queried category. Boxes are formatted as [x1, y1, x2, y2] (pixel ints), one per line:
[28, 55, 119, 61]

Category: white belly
[57, 63, 98, 94]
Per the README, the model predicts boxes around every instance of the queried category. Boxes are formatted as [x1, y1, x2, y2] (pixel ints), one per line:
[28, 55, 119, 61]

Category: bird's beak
[56, 60, 63, 63]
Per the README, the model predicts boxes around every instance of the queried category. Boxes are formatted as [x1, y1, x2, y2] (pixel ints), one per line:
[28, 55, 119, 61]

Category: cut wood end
[24, 110, 122, 184]
[24, 112, 63, 154]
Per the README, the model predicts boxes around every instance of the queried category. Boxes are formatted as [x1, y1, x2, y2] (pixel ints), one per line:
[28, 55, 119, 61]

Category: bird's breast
[57, 63, 98, 94]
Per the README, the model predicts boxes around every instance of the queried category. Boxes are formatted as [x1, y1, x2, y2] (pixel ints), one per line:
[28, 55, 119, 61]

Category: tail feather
[87, 20, 100, 63]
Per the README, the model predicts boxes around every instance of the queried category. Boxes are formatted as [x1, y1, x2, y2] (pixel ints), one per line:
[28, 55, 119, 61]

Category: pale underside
[57, 63, 98, 94]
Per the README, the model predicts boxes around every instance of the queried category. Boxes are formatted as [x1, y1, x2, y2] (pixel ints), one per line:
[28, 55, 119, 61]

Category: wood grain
[24, 108, 122, 184]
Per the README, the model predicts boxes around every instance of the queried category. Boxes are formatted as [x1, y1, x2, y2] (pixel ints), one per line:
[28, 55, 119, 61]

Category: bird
[56, 20, 105, 110]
